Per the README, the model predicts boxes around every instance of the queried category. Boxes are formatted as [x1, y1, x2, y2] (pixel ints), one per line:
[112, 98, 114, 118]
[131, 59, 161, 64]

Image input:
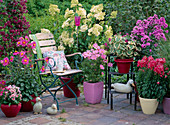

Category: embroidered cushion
[43, 51, 71, 71]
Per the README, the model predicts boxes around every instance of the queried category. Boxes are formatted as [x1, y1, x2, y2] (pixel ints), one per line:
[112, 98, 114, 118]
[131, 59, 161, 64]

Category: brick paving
[0, 91, 170, 125]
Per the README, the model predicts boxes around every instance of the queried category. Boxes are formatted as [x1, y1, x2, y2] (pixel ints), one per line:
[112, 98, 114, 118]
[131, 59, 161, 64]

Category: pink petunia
[93, 43, 100, 49]
[99, 49, 105, 54]
[20, 51, 26, 57]
[21, 57, 29, 65]
[41, 66, 45, 72]
[108, 62, 113, 67]
[100, 64, 104, 70]
[91, 55, 97, 60]
[101, 54, 106, 59]
[10, 56, 14, 62]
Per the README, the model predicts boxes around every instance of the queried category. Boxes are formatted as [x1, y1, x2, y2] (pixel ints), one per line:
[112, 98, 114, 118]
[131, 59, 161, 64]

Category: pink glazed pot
[163, 97, 170, 115]
[83, 81, 103, 104]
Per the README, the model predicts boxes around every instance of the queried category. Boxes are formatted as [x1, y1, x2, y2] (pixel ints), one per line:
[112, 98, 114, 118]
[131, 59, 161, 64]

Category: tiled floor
[0, 91, 169, 125]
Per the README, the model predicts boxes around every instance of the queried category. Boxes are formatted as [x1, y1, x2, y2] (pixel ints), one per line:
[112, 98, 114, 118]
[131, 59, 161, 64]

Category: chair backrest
[29, 33, 57, 54]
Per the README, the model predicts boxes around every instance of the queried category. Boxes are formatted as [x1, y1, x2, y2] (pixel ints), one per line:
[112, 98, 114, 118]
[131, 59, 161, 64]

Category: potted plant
[0, 85, 22, 117]
[136, 56, 169, 114]
[0, 36, 41, 112]
[109, 33, 141, 73]
[81, 43, 111, 104]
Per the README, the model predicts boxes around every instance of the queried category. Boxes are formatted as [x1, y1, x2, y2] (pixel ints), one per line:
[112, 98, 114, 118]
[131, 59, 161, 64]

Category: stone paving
[0, 91, 170, 125]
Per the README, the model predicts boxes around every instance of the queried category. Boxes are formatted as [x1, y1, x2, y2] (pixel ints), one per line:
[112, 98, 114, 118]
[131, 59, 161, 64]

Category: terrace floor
[0, 90, 169, 125]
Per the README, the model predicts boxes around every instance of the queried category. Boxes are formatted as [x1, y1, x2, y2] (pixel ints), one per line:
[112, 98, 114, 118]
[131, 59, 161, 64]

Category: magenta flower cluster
[0, 85, 22, 105]
[131, 14, 168, 51]
[0, 0, 30, 57]
[0, 36, 36, 66]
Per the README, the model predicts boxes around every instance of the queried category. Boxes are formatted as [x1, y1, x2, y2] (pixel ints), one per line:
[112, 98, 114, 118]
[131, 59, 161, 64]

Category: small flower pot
[163, 97, 170, 115]
[20, 95, 37, 112]
[114, 58, 133, 73]
[139, 96, 159, 114]
[83, 81, 103, 104]
[60, 77, 80, 98]
[1, 103, 21, 117]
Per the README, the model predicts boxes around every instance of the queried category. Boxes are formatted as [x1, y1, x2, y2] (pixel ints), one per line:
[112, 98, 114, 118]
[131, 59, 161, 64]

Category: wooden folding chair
[29, 33, 83, 110]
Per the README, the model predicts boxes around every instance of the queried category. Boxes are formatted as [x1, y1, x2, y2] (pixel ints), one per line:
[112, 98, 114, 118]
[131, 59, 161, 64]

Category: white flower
[80, 24, 88, 32]
[76, 7, 86, 19]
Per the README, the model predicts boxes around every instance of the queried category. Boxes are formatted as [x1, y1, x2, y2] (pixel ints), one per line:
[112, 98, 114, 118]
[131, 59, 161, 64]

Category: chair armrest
[66, 52, 83, 69]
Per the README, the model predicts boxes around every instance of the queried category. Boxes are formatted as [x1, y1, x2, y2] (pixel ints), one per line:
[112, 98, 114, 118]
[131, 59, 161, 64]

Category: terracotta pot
[1, 103, 21, 117]
[163, 97, 170, 115]
[20, 95, 36, 112]
[83, 81, 103, 104]
[114, 58, 133, 73]
[139, 96, 159, 114]
[60, 77, 80, 98]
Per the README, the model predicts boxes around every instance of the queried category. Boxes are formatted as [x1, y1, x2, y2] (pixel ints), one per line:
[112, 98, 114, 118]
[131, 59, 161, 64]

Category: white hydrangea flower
[94, 12, 105, 21]
[76, 7, 86, 19]
[80, 24, 88, 32]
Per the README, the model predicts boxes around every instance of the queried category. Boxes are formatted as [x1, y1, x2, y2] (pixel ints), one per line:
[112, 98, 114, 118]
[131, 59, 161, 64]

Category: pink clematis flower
[17, 41, 22, 47]
[100, 64, 104, 70]
[13, 51, 19, 55]
[3, 57, 9, 66]
[21, 57, 29, 65]
[20, 51, 26, 57]
[31, 41, 36, 49]
[41, 66, 45, 72]
[21, 40, 28, 47]
[10, 56, 14, 62]
[44, 57, 49, 64]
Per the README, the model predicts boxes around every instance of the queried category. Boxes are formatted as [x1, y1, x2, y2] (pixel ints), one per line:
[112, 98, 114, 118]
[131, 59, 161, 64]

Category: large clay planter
[163, 97, 170, 115]
[114, 58, 133, 73]
[20, 95, 36, 112]
[83, 81, 103, 104]
[139, 96, 159, 114]
[1, 103, 21, 117]
[60, 77, 80, 98]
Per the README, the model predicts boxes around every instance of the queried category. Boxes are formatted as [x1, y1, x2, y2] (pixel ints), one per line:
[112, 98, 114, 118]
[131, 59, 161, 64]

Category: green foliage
[109, 33, 141, 59]
[105, 0, 170, 35]
[58, 117, 66, 122]
[26, 0, 107, 16]
[61, 108, 66, 113]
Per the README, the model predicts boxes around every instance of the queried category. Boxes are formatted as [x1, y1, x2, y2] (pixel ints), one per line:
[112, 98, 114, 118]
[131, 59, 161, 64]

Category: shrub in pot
[108, 33, 141, 73]
[81, 43, 112, 104]
[0, 85, 22, 117]
[136, 56, 169, 114]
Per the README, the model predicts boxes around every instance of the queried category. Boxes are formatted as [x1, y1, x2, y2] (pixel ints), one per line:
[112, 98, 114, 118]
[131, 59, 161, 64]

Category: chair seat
[40, 69, 82, 76]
